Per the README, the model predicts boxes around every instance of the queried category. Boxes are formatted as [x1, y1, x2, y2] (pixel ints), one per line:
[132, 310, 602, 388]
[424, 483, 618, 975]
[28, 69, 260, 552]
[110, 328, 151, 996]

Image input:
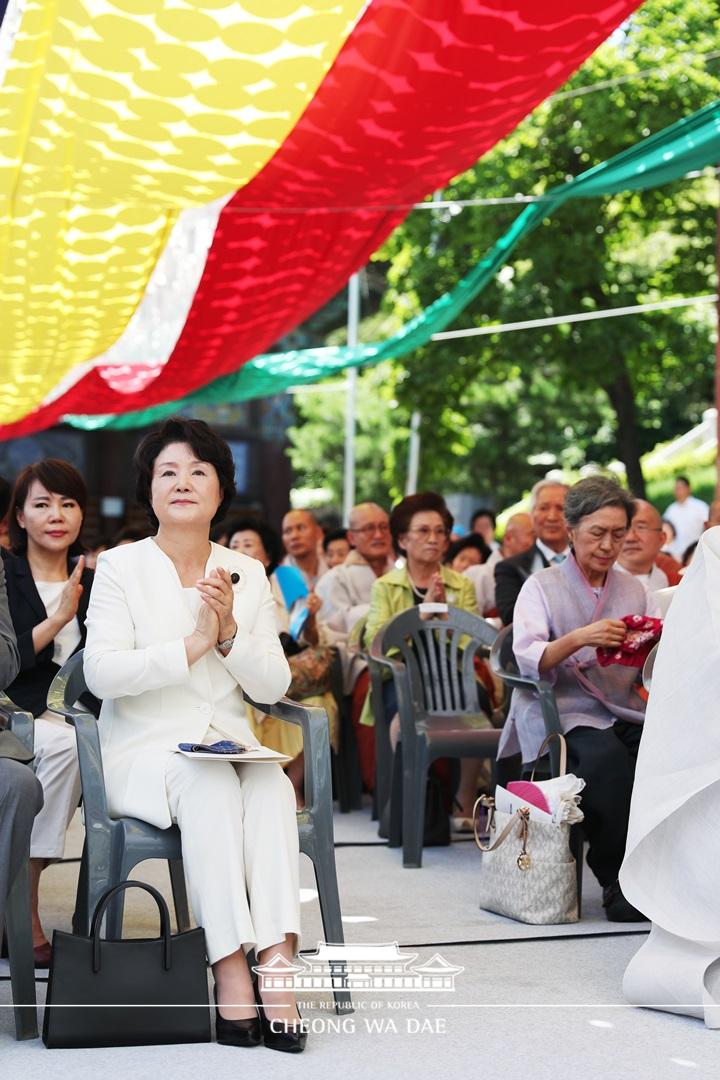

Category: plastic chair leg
[401, 744, 428, 870]
[6, 863, 38, 1040]
[337, 706, 363, 813]
[570, 825, 585, 918]
[374, 720, 393, 839]
[168, 859, 191, 932]
[72, 842, 89, 934]
[387, 746, 403, 849]
[311, 849, 353, 1015]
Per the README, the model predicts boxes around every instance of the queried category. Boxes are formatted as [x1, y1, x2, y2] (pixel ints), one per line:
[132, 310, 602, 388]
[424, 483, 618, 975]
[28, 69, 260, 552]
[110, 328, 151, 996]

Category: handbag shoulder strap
[530, 731, 568, 780]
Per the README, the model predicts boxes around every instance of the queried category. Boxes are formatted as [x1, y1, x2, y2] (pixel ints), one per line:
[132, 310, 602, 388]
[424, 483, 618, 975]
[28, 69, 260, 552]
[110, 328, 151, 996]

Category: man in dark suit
[495, 480, 569, 625]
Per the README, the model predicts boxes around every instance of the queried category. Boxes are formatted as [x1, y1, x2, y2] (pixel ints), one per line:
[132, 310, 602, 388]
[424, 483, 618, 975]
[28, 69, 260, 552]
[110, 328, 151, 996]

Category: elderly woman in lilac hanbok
[501, 477, 660, 922]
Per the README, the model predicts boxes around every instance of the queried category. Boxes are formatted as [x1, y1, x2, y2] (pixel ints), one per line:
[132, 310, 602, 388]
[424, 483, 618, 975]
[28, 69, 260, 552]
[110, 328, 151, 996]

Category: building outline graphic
[253, 942, 464, 993]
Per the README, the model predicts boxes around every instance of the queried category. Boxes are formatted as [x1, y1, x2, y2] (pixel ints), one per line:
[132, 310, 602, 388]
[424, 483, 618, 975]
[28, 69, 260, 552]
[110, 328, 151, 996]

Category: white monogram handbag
[474, 734, 581, 925]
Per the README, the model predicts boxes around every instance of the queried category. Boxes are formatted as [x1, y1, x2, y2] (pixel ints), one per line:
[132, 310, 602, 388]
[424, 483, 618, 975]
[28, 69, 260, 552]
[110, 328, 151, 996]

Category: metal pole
[343, 273, 361, 524]
[405, 410, 421, 495]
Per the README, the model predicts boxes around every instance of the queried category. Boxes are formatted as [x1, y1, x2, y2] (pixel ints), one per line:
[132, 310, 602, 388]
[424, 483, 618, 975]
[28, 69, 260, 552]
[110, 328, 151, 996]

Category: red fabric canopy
[1, 0, 640, 439]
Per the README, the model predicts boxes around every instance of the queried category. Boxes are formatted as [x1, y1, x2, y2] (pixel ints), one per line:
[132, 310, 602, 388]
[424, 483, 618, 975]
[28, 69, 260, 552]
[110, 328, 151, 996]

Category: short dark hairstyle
[675, 475, 690, 487]
[444, 533, 491, 566]
[470, 507, 496, 530]
[389, 492, 454, 556]
[563, 476, 635, 530]
[133, 417, 236, 530]
[323, 528, 349, 552]
[661, 517, 676, 539]
[226, 516, 283, 576]
[8, 459, 87, 555]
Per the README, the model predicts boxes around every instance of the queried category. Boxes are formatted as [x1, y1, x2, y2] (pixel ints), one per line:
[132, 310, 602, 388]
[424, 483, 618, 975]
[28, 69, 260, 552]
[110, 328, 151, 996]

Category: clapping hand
[193, 592, 220, 649]
[56, 556, 85, 626]
[419, 572, 448, 621]
[196, 567, 236, 641]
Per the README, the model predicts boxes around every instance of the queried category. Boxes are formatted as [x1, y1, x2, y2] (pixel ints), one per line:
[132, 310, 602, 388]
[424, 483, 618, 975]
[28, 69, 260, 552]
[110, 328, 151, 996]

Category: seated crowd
[0, 440, 715, 1011]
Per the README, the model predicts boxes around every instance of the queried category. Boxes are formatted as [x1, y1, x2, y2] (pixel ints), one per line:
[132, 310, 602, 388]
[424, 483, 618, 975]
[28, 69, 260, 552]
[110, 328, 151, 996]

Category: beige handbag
[474, 734, 579, 925]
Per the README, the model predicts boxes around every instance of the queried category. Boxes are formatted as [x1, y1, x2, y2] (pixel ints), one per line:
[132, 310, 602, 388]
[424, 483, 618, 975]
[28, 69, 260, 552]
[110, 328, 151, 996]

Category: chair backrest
[372, 606, 497, 716]
[490, 624, 518, 678]
[48, 649, 88, 709]
[47, 650, 111, 825]
[642, 641, 658, 692]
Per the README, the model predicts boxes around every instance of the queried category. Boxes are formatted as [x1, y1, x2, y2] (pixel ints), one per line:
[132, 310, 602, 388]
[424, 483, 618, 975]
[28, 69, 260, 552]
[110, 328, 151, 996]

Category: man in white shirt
[316, 503, 394, 637]
[616, 499, 671, 593]
[494, 480, 570, 625]
[663, 476, 709, 560]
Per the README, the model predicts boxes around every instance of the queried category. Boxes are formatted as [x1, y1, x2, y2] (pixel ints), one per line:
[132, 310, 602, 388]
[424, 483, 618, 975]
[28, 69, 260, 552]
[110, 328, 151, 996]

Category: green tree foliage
[289, 0, 720, 509]
[287, 362, 411, 507]
[380, 0, 720, 502]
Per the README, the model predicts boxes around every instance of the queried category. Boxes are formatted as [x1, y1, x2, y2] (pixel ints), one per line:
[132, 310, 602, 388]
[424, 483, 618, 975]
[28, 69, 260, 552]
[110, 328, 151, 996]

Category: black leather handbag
[43, 880, 211, 1049]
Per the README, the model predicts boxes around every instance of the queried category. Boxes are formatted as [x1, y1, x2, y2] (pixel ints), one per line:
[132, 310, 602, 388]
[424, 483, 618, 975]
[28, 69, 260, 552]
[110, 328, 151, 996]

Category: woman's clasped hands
[186, 568, 237, 663]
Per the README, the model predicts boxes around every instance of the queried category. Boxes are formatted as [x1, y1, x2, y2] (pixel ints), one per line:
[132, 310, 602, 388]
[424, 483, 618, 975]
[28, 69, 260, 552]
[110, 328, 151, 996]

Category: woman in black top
[4, 459, 96, 966]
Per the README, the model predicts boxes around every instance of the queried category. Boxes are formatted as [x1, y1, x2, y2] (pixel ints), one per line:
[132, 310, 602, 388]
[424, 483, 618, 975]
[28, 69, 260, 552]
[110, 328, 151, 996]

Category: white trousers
[165, 754, 301, 965]
[30, 713, 81, 861]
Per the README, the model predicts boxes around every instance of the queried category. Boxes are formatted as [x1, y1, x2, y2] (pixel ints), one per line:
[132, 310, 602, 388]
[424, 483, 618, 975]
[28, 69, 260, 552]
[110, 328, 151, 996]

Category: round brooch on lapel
[229, 568, 246, 589]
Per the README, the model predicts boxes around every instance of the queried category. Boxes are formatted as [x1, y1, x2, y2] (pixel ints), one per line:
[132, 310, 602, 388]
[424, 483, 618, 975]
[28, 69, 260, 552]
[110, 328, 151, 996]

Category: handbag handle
[90, 880, 173, 974]
[529, 731, 568, 781]
[472, 795, 531, 870]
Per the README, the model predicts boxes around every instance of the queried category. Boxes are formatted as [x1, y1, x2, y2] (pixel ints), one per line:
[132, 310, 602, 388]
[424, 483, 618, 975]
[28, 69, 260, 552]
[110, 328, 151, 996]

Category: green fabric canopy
[66, 98, 720, 432]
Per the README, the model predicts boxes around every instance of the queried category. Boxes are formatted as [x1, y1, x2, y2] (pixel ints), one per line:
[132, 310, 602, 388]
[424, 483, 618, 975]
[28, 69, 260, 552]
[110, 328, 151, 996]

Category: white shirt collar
[535, 538, 570, 564]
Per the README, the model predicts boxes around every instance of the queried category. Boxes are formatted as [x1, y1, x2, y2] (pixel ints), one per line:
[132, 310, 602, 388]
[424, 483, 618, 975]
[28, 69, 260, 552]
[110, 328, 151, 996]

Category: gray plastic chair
[0, 691, 38, 1040]
[367, 607, 501, 868]
[46, 654, 190, 945]
[47, 650, 352, 1013]
[489, 625, 584, 913]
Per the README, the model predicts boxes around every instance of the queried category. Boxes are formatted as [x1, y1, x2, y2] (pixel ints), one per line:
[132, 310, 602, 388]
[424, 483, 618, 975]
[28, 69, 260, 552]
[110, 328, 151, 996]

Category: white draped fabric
[620, 526, 720, 1027]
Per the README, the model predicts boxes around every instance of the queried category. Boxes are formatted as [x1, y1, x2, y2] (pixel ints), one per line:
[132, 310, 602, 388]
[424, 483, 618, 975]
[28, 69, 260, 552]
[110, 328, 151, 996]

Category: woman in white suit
[83, 417, 305, 1053]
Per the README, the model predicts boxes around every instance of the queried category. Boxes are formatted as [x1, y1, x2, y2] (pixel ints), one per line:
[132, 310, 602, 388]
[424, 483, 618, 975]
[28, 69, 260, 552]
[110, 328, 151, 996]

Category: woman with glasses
[362, 492, 492, 828]
[505, 476, 660, 922]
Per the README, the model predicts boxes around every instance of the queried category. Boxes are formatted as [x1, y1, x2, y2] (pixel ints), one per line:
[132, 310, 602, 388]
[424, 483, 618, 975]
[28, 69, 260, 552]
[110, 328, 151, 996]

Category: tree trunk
[602, 363, 646, 498]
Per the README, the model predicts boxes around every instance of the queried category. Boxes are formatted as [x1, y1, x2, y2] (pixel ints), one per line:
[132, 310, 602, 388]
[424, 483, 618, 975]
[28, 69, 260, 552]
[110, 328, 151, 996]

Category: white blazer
[84, 538, 291, 829]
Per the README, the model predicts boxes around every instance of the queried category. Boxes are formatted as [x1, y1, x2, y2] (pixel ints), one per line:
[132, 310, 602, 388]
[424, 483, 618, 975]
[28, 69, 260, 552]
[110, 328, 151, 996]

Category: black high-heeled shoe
[254, 980, 307, 1054]
[213, 984, 262, 1048]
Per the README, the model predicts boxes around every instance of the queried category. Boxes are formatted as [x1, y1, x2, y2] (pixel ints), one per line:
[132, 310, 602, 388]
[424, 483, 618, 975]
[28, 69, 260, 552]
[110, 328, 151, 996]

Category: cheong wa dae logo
[253, 942, 464, 993]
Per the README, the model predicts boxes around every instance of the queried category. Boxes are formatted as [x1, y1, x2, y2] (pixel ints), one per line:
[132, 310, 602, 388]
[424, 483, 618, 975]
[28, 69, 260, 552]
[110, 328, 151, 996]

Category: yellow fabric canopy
[0, 0, 363, 423]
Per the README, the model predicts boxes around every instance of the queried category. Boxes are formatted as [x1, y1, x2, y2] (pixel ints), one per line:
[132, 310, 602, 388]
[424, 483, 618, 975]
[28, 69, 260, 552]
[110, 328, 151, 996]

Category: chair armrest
[0, 690, 34, 753]
[244, 695, 329, 817]
[47, 688, 111, 823]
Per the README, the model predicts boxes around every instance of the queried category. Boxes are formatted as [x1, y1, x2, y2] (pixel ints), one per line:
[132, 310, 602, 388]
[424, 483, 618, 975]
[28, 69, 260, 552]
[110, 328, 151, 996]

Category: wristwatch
[217, 632, 236, 653]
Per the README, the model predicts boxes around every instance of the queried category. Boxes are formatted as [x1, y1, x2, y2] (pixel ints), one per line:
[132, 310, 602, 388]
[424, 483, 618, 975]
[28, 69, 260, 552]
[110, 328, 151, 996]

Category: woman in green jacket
[362, 492, 492, 827]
